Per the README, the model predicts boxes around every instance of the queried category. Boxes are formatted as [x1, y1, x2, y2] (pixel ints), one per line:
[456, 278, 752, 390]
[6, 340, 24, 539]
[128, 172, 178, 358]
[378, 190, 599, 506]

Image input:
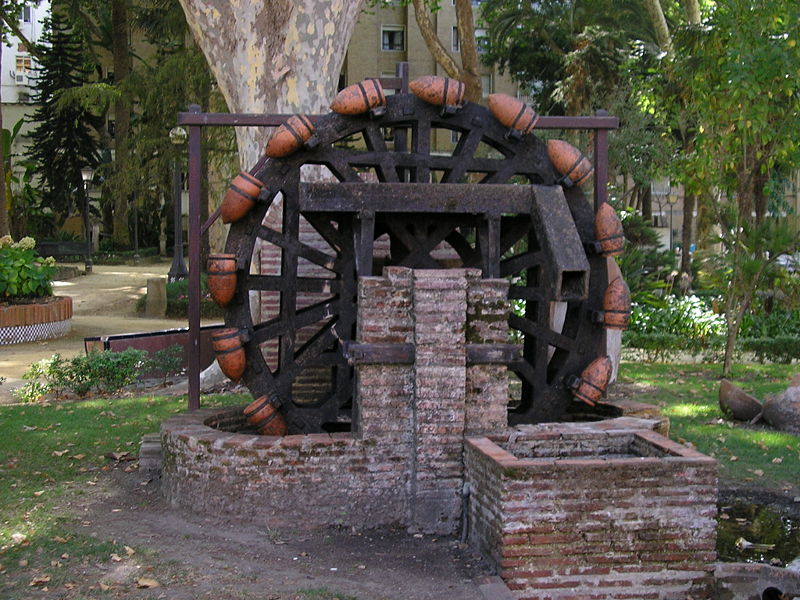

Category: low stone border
[0, 296, 72, 345]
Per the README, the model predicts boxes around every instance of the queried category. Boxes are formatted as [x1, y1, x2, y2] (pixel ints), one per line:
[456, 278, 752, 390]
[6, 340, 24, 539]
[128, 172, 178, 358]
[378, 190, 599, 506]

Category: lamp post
[80, 166, 94, 273]
[667, 192, 679, 252]
[168, 126, 188, 282]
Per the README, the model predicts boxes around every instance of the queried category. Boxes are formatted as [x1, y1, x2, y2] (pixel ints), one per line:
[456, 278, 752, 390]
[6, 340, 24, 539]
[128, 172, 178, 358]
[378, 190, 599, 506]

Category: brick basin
[161, 406, 411, 531]
[464, 424, 718, 600]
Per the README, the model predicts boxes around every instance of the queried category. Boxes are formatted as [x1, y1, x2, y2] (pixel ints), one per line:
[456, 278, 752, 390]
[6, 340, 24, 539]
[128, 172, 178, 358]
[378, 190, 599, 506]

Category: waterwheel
[217, 89, 611, 434]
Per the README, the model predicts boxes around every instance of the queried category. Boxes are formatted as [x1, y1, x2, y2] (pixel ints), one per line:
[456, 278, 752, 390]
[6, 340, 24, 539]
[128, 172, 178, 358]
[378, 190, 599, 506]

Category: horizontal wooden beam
[300, 182, 536, 215]
[344, 342, 523, 365]
[466, 344, 523, 364]
[343, 342, 415, 365]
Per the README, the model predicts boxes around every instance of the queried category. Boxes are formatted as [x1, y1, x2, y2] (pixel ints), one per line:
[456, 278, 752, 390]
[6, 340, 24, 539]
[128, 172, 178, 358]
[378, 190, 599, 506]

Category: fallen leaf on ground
[52, 450, 68, 457]
[135, 577, 161, 588]
[104, 451, 130, 461]
[99, 582, 111, 591]
[33, 490, 45, 497]
[772, 457, 783, 464]
[110, 553, 123, 562]
[124, 546, 135, 556]
[52, 536, 68, 543]
[29, 575, 51, 587]
[729, 456, 738, 462]
[71, 454, 86, 460]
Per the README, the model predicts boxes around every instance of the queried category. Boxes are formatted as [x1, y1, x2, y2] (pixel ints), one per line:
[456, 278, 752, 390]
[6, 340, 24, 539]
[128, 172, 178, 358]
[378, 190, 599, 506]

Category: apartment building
[341, 0, 519, 151]
[1, 1, 50, 155]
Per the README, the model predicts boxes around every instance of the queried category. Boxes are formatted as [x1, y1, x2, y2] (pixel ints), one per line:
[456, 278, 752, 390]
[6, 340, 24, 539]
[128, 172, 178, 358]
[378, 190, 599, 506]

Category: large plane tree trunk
[178, 0, 365, 170]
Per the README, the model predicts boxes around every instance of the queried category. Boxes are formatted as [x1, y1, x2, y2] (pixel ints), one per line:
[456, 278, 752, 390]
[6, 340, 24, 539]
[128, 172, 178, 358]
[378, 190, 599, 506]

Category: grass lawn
[617, 361, 800, 496]
[0, 392, 248, 596]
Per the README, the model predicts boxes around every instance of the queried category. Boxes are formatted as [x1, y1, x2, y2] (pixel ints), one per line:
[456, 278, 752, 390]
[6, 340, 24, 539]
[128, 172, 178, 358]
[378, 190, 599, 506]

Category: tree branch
[411, 0, 461, 79]
[454, 0, 481, 102]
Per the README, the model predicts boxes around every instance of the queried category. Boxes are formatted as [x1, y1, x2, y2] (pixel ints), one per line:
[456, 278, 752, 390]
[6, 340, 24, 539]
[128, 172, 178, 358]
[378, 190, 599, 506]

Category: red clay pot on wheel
[243, 395, 288, 436]
[487, 93, 538, 136]
[207, 254, 237, 308]
[602, 277, 631, 330]
[265, 115, 315, 158]
[572, 356, 613, 406]
[211, 328, 246, 381]
[330, 79, 387, 115]
[594, 203, 625, 257]
[547, 139, 594, 187]
[221, 171, 263, 224]
[409, 76, 465, 108]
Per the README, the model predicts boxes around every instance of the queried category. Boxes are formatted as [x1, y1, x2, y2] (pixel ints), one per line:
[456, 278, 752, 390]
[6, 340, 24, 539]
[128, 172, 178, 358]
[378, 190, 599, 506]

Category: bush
[13, 346, 184, 402]
[629, 295, 725, 339]
[0, 235, 55, 300]
[740, 336, 800, 364]
[741, 308, 800, 339]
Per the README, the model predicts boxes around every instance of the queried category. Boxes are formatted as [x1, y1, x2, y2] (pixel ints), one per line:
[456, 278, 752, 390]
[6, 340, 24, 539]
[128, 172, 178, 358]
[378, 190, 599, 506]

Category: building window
[381, 26, 405, 51]
[15, 55, 32, 72]
[452, 27, 488, 53]
[476, 28, 489, 53]
[22, 6, 31, 22]
[481, 74, 492, 98]
[450, 129, 460, 144]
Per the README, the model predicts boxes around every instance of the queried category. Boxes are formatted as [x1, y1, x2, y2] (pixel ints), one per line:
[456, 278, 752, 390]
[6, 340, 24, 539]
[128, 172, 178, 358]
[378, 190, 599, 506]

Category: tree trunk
[680, 191, 694, 275]
[642, 0, 673, 55]
[641, 185, 652, 223]
[112, 0, 131, 248]
[0, 39, 7, 238]
[411, 0, 482, 102]
[681, 0, 702, 25]
[179, 0, 365, 170]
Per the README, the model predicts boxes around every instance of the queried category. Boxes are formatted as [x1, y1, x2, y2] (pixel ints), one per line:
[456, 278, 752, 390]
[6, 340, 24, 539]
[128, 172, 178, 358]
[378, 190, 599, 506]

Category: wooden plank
[343, 342, 415, 364]
[300, 182, 534, 214]
[466, 344, 522, 364]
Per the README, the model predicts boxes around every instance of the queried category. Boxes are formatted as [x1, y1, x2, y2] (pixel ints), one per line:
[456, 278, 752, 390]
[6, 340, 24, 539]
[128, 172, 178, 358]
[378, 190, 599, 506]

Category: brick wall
[162, 267, 510, 533]
[465, 425, 718, 600]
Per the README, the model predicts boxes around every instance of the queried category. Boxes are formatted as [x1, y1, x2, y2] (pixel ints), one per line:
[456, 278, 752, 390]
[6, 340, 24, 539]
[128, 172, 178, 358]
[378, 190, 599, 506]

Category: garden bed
[0, 295, 72, 345]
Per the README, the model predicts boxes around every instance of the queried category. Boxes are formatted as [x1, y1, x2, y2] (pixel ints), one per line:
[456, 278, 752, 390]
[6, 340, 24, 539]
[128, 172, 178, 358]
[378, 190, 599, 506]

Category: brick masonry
[162, 267, 511, 533]
[464, 424, 718, 600]
[161, 266, 719, 598]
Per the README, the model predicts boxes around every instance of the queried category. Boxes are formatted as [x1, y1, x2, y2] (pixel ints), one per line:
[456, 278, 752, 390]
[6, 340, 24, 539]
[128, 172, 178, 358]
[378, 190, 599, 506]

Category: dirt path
[0, 263, 195, 403]
[54, 466, 490, 600]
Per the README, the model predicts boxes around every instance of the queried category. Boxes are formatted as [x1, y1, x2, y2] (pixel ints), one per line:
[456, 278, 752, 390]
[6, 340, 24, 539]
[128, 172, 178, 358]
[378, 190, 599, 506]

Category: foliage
[26, 12, 101, 221]
[741, 308, 800, 339]
[614, 207, 676, 304]
[629, 294, 725, 339]
[699, 205, 799, 374]
[480, 0, 658, 114]
[0, 235, 55, 299]
[740, 336, 800, 365]
[676, 0, 800, 221]
[625, 294, 726, 360]
[13, 346, 185, 402]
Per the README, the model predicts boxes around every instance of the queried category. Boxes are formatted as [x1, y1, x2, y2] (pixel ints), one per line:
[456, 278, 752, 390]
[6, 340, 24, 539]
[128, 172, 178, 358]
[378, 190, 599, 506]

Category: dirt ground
[56, 465, 490, 600]
[0, 263, 194, 403]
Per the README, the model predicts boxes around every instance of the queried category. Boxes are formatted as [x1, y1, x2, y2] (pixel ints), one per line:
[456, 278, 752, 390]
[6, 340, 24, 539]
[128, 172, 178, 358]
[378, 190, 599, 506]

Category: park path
[0, 262, 197, 403]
